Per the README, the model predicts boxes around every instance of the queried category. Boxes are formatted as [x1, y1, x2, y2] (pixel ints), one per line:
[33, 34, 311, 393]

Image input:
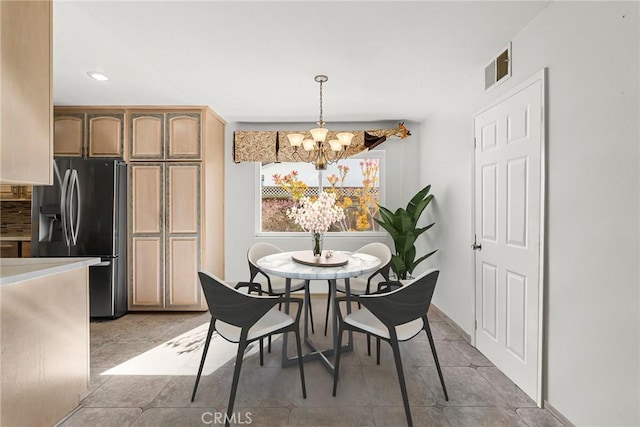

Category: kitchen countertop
[0, 234, 31, 241]
[0, 257, 101, 286]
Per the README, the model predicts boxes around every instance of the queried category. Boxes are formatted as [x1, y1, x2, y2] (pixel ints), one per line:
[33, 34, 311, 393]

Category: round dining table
[257, 250, 381, 374]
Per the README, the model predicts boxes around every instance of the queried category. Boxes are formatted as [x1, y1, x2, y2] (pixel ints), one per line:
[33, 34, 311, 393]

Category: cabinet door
[0, 0, 52, 184]
[130, 113, 164, 160]
[130, 237, 164, 307]
[1, 242, 19, 258]
[165, 163, 202, 308]
[129, 163, 164, 309]
[131, 163, 164, 235]
[54, 114, 84, 157]
[166, 236, 200, 307]
[166, 113, 201, 160]
[88, 114, 124, 157]
[0, 185, 15, 199]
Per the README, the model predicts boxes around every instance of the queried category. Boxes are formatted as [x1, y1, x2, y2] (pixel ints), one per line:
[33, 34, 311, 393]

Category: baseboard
[429, 304, 472, 344]
[427, 305, 573, 427]
[544, 400, 575, 427]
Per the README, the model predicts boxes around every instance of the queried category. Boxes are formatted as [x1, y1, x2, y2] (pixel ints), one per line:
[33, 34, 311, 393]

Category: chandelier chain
[318, 78, 324, 127]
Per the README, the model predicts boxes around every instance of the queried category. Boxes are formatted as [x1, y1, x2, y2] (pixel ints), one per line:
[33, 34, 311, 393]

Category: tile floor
[57, 297, 566, 427]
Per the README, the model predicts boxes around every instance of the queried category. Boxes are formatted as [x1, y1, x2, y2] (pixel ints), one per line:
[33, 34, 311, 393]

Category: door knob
[471, 242, 482, 251]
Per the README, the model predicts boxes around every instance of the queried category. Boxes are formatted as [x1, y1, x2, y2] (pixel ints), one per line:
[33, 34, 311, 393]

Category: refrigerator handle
[60, 169, 72, 246]
[69, 169, 81, 246]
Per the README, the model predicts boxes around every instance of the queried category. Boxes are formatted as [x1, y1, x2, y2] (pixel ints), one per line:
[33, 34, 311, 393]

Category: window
[260, 153, 384, 233]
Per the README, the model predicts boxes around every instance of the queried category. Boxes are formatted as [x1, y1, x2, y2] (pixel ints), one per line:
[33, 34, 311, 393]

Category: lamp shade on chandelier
[287, 75, 354, 170]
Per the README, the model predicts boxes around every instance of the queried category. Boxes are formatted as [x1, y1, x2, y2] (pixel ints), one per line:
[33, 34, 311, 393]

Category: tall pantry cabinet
[128, 107, 224, 311]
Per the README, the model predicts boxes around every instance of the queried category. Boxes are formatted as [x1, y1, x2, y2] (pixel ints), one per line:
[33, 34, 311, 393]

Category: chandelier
[287, 75, 354, 170]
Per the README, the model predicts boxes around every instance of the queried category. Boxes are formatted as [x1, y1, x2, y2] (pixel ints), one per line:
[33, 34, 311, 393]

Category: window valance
[233, 122, 410, 163]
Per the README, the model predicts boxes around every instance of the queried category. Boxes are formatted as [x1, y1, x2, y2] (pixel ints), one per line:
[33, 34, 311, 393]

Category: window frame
[255, 150, 387, 237]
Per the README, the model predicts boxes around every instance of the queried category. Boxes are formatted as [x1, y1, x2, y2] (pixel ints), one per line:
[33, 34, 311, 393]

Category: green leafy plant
[374, 184, 437, 280]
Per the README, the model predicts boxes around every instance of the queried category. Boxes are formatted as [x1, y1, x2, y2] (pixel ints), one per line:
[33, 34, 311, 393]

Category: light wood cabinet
[129, 162, 204, 310]
[129, 111, 202, 161]
[131, 236, 164, 307]
[167, 113, 201, 160]
[130, 113, 164, 160]
[0, 185, 15, 199]
[0, 185, 31, 201]
[166, 163, 201, 308]
[128, 106, 224, 311]
[54, 114, 84, 156]
[1, 263, 90, 427]
[129, 163, 165, 309]
[53, 109, 125, 157]
[87, 113, 124, 157]
[1, 241, 19, 258]
[0, 0, 53, 185]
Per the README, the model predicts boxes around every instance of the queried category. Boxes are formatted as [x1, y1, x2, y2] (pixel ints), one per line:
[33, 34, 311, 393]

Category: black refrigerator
[31, 158, 127, 319]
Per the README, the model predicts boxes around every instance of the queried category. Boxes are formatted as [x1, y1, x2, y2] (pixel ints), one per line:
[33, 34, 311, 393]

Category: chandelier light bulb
[336, 132, 354, 146]
[310, 127, 328, 142]
[287, 133, 305, 147]
[328, 139, 342, 152]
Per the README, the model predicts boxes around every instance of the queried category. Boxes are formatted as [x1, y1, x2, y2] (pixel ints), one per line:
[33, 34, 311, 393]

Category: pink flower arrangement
[287, 192, 345, 234]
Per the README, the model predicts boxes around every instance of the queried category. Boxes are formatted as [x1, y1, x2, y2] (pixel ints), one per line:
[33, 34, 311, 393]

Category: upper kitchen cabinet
[166, 113, 201, 160]
[0, 0, 53, 185]
[129, 110, 202, 161]
[87, 113, 125, 157]
[130, 113, 164, 160]
[53, 108, 125, 158]
[53, 114, 84, 156]
[0, 185, 31, 201]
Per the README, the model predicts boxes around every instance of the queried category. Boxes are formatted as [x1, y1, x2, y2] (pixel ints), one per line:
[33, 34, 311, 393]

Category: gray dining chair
[192, 271, 307, 427]
[332, 269, 448, 427]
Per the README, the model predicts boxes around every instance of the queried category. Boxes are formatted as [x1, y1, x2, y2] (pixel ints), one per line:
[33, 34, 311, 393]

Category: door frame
[470, 68, 547, 406]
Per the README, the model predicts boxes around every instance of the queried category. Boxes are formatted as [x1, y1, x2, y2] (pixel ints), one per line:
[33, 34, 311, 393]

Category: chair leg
[293, 328, 307, 399]
[367, 334, 371, 356]
[332, 324, 346, 396]
[191, 318, 215, 402]
[259, 338, 264, 366]
[424, 318, 449, 400]
[390, 339, 413, 427]
[225, 340, 247, 427]
[376, 337, 381, 365]
[324, 287, 331, 336]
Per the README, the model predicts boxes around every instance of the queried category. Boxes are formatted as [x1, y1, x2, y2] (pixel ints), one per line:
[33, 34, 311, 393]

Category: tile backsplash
[0, 201, 32, 235]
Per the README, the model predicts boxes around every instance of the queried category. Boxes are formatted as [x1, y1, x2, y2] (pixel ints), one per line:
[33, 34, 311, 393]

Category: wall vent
[484, 43, 511, 91]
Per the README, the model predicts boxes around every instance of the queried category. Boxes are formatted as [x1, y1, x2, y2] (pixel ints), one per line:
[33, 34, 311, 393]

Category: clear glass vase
[312, 232, 323, 257]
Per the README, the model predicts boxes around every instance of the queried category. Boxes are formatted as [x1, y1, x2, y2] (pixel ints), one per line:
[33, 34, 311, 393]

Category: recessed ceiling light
[87, 71, 109, 81]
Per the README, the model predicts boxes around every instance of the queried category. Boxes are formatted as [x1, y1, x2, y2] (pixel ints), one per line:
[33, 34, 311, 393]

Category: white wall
[421, 2, 640, 425]
[224, 120, 421, 285]
[417, 111, 477, 336]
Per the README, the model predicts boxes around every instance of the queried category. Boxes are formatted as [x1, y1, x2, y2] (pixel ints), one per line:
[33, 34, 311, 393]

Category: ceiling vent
[484, 43, 511, 91]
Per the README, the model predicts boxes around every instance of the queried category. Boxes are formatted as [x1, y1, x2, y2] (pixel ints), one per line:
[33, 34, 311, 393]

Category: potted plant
[374, 184, 437, 280]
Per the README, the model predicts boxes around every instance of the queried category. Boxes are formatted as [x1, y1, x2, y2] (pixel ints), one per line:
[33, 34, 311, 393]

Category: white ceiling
[53, 1, 551, 123]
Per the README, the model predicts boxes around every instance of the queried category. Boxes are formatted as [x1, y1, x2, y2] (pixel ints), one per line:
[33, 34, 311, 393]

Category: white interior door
[473, 71, 545, 404]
